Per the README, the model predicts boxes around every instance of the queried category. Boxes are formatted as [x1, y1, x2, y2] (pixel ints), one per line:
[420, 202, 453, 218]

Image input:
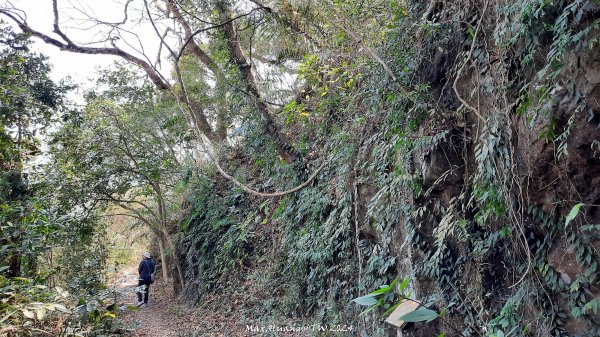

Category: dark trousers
[137, 279, 151, 303]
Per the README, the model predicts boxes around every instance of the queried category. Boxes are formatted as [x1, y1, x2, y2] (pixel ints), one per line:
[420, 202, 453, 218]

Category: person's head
[142, 252, 151, 260]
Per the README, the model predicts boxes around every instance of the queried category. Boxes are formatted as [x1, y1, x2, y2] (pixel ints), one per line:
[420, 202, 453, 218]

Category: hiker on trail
[136, 252, 155, 306]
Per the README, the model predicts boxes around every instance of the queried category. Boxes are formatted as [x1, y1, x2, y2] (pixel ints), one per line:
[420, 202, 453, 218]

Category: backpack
[142, 259, 155, 283]
[146, 260, 155, 283]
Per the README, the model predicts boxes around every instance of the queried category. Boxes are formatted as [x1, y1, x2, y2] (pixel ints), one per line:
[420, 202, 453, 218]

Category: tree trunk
[156, 234, 170, 281]
[7, 254, 21, 277]
[216, 0, 298, 161]
[161, 227, 185, 292]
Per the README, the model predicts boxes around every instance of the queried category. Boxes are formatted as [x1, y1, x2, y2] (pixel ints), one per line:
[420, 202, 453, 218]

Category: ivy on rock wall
[178, 0, 600, 336]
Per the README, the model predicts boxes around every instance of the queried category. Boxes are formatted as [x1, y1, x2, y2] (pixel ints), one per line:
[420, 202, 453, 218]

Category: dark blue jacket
[138, 259, 155, 283]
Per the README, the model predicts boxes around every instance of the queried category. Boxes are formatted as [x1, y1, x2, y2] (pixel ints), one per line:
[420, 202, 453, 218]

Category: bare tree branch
[2, 0, 326, 198]
[0, 6, 171, 90]
[142, 0, 220, 142]
[165, 0, 221, 76]
[52, 0, 73, 45]
[215, 0, 298, 161]
[172, 60, 328, 198]
[98, 195, 161, 223]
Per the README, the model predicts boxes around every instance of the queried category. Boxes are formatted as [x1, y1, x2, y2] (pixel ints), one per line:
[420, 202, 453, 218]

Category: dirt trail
[114, 270, 244, 337]
[112, 270, 192, 336]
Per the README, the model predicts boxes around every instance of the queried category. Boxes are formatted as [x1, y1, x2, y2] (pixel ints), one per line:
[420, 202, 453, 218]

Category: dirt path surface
[122, 283, 195, 336]
[113, 270, 248, 337]
[113, 271, 193, 337]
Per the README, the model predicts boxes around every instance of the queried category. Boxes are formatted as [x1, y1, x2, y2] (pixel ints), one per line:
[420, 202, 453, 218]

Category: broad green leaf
[565, 203, 584, 227]
[352, 295, 379, 306]
[370, 286, 390, 295]
[12, 277, 30, 283]
[360, 299, 383, 315]
[398, 277, 410, 292]
[398, 307, 438, 322]
[389, 276, 399, 289]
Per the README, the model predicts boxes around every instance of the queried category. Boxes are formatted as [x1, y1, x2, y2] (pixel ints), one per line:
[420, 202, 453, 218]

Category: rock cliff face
[391, 1, 600, 336]
[178, 1, 600, 336]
